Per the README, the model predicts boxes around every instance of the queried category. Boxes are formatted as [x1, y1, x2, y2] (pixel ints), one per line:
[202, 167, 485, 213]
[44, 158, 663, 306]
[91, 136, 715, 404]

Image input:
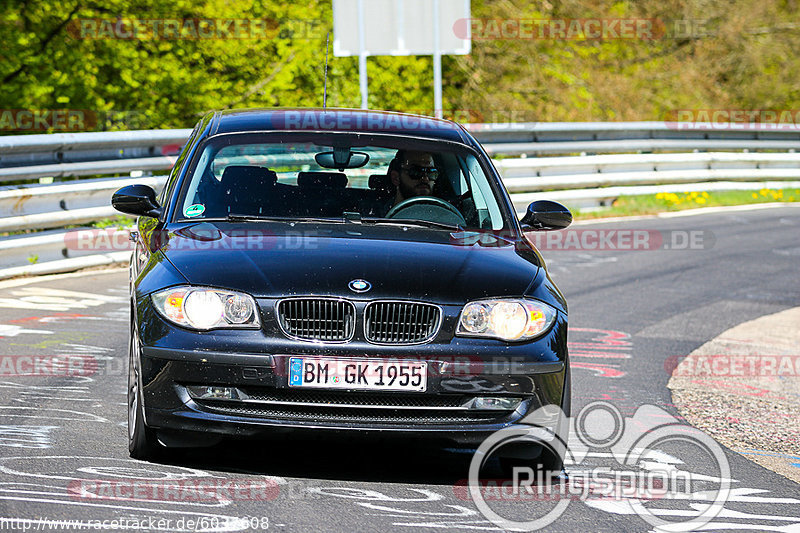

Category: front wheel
[128, 323, 161, 460]
[497, 441, 565, 480]
[498, 363, 570, 479]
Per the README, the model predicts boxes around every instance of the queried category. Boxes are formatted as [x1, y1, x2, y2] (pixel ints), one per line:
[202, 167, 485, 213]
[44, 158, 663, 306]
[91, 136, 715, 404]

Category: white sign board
[333, 0, 471, 56]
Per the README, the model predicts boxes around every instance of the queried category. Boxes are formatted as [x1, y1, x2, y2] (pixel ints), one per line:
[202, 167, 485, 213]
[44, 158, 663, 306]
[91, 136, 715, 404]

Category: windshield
[174, 133, 508, 230]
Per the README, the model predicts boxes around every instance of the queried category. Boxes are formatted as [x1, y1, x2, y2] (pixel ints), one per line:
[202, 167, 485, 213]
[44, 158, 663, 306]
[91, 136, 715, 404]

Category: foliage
[92, 215, 134, 228]
[1, 0, 800, 130]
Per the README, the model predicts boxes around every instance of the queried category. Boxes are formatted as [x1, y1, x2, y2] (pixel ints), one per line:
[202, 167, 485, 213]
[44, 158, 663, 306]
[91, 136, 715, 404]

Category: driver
[388, 150, 439, 208]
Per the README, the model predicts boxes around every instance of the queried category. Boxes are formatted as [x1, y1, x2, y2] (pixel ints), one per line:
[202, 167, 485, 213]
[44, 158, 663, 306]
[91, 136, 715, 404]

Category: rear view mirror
[520, 200, 572, 231]
[315, 150, 369, 170]
[112, 184, 163, 218]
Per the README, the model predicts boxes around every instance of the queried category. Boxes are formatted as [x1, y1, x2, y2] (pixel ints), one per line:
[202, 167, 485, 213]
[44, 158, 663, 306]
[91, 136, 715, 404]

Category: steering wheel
[385, 196, 467, 226]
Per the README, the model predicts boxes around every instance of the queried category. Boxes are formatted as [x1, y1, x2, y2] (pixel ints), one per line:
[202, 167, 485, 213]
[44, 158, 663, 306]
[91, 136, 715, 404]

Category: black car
[112, 109, 572, 471]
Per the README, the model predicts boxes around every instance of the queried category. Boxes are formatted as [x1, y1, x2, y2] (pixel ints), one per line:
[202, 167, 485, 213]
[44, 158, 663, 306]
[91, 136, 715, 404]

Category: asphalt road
[0, 205, 798, 532]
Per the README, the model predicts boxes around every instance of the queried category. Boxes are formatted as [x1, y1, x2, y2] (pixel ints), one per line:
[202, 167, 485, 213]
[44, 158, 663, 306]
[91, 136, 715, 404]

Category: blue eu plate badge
[289, 358, 303, 387]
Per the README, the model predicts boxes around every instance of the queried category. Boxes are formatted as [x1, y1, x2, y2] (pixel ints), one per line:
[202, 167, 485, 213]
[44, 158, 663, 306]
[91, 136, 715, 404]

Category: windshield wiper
[226, 214, 345, 224]
[225, 214, 462, 231]
[226, 214, 290, 222]
[362, 217, 463, 231]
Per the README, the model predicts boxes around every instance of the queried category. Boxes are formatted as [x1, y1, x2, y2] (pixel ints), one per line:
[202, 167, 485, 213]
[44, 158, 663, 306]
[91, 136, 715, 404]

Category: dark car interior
[197, 165, 391, 219]
[191, 163, 484, 227]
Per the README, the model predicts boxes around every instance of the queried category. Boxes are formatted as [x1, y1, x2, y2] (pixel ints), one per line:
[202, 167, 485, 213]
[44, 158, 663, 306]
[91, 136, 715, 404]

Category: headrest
[368, 174, 393, 191]
[220, 166, 278, 188]
[297, 171, 348, 188]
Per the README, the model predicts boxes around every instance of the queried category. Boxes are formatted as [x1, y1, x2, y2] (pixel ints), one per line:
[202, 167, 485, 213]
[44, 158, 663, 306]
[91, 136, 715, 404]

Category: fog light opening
[469, 397, 522, 410]
[187, 385, 241, 400]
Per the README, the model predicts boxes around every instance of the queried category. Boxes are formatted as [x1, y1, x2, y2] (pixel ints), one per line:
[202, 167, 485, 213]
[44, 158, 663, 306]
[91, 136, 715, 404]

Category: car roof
[205, 108, 475, 145]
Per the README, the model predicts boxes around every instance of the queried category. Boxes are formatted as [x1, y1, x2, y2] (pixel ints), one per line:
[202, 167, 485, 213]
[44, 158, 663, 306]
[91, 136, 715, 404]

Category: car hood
[157, 222, 541, 304]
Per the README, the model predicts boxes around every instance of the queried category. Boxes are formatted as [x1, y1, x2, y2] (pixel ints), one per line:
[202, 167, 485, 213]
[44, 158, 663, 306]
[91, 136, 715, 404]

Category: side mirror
[112, 184, 163, 218]
[520, 200, 572, 231]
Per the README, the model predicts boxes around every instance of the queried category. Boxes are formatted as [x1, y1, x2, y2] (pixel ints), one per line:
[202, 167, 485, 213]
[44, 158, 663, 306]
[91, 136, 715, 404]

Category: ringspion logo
[466, 402, 731, 531]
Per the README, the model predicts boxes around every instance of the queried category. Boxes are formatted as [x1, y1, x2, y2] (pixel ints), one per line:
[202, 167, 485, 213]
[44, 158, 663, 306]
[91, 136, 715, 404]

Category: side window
[158, 122, 202, 205]
[458, 169, 468, 196]
[181, 145, 213, 215]
[465, 155, 503, 230]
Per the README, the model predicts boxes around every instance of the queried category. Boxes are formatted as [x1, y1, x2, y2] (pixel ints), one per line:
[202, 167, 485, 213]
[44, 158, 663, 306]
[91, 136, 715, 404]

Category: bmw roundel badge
[348, 279, 371, 293]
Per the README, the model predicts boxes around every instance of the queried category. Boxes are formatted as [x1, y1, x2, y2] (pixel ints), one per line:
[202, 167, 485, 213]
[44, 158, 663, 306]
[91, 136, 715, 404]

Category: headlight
[457, 298, 557, 341]
[151, 286, 260, 330]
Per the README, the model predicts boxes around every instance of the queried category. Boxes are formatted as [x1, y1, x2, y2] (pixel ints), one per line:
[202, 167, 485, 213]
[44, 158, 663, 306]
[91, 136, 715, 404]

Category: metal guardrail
[1, 121, 800, 280]
[470, 121, 800, 154]
[0, 176, 166, 232]
[508, 179, 800, 212]
[470, 120, 800, 137]
[498, 153, 800, 191]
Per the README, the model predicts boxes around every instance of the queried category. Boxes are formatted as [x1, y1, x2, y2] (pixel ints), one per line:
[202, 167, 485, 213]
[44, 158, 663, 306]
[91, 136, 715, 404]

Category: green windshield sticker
[184, 204, 205, 217]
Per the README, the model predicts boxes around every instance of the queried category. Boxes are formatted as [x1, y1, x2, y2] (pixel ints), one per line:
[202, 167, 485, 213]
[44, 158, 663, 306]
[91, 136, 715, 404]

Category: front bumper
[141, 350, 566, 445]
[136, 301, 569, 446]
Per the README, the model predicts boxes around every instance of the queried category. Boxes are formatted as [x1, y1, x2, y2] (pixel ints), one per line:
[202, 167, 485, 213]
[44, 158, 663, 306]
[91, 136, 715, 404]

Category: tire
[496, 361, 571, 479]
[128, 321, 161, 461]
[498, 444, 563, 480]
[551, 359, 571, 473]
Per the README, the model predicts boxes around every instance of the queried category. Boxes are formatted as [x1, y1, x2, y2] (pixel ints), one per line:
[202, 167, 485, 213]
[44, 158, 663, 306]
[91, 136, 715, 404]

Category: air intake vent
[277, 298, 355, 342]
[365, 301, 441, 344]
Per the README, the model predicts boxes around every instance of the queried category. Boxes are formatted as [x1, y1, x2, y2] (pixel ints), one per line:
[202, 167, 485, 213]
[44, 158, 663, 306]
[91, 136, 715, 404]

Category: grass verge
[572, 187, 800, 220]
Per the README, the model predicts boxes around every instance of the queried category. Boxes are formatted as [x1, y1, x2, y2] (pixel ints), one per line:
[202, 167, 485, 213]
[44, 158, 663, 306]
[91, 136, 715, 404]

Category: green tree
[2, 0, 799, 130]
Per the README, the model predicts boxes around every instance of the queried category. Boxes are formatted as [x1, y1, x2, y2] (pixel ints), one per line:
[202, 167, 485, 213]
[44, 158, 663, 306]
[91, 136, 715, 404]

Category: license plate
[288, 357, 427, 392]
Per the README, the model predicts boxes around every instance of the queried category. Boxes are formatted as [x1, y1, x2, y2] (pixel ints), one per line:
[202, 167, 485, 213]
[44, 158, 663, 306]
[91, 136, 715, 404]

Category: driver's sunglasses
[401, 164, 439, 181]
